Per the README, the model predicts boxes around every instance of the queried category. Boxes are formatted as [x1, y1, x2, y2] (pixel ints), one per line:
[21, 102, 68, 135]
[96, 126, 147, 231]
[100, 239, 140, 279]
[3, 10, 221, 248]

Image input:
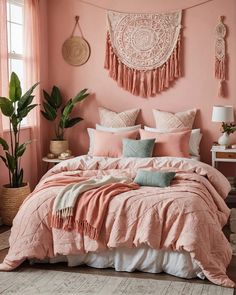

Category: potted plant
[0, 72, 39, 225]
[41, 86, 89, 156]
[218, 122, 236, 146]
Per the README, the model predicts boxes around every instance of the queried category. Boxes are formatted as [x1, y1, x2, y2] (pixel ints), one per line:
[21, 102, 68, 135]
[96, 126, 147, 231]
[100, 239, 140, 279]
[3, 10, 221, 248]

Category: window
[7, 0, 26, 126]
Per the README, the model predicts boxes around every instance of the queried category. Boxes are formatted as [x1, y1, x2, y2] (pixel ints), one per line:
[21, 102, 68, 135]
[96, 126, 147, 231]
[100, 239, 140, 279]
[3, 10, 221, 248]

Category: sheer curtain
[24, 0, 43, 182]
[0, 0, 8, 135]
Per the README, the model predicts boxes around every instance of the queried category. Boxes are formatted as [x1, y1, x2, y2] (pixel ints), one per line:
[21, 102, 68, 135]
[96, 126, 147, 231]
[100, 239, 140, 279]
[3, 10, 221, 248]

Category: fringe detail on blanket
[104, 32, 181, 97]
[51, 215, 98, 240]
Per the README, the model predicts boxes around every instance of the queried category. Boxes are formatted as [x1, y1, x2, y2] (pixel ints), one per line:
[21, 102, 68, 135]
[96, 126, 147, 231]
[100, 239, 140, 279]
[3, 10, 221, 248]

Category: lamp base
[218, 132, 230, 146]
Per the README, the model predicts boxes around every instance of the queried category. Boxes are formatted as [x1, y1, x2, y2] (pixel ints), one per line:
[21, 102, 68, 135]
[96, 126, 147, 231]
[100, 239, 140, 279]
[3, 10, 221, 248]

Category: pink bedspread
[0, 156, 234, 287]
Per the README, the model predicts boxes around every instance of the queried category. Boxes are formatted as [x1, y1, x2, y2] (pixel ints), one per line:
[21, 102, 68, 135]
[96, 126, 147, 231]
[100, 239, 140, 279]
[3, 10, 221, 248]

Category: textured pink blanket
[0, 156, 234, 287]
[51, 182, 139, 240]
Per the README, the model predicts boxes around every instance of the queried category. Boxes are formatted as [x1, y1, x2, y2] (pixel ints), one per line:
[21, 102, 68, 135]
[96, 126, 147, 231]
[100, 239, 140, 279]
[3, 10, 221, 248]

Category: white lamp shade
[212, 105, 234, 123]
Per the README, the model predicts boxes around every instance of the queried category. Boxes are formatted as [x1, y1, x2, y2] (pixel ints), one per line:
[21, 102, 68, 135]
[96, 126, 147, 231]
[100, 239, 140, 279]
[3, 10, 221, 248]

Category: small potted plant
[41, 86, 89, 157]
[0, 72, 39, 225]
[219, 122, 236, 146]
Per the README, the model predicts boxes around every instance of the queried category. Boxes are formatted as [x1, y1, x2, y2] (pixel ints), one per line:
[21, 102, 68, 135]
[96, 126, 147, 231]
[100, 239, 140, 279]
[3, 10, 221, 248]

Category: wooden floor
[0, 225, 235, 294]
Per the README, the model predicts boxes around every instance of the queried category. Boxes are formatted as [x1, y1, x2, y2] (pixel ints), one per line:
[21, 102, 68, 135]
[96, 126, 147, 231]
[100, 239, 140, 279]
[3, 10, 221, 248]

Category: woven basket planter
[0, 183, 31, 226]
[49, 140, 69, 156]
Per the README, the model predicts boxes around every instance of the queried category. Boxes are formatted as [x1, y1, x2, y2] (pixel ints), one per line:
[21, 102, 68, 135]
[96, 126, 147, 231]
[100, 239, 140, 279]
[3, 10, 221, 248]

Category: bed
[0, 155, 234, 288]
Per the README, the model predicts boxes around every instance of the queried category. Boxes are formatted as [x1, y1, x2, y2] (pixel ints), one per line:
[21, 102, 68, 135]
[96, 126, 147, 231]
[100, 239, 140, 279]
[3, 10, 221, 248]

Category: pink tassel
[117, 62, 123, 86]
[104, 32, 110, 69]
[152, 69, 157, 95]
[140, 71, 147, 97]
[218, 80, 224, 97]
[146, 71, 152, 97]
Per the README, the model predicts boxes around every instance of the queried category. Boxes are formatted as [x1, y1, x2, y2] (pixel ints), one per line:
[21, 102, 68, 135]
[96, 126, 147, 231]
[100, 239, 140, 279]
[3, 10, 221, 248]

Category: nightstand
[211, 146, 236, 208]
[42, 156, 74, 170]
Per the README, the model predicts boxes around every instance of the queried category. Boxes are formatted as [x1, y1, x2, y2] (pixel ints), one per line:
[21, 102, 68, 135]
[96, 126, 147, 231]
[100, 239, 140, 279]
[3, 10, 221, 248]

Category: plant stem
[9, 121, 13, 187]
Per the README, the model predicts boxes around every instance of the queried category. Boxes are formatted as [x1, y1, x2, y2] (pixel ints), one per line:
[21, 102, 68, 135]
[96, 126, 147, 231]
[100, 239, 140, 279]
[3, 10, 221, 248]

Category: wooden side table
[211, 146, 236, 208]
[42, 156, 74, 171]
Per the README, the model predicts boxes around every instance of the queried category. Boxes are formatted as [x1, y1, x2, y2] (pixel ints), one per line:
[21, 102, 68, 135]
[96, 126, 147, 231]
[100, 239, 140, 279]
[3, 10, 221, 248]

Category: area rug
[0, 268, 233, 294]
[0, 230, 10, 251]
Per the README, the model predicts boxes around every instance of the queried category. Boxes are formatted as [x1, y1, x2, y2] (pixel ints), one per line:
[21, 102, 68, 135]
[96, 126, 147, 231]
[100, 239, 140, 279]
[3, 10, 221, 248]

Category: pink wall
[45, 0, 236, 168]
[0, 0, 235, 187]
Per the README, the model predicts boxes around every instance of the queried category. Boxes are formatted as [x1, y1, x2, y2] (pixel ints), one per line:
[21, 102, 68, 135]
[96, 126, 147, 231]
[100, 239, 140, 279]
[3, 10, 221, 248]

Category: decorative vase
[218, 132, 230, 146]
[0, 183, 31, 226]
[49, 140, 69, 156]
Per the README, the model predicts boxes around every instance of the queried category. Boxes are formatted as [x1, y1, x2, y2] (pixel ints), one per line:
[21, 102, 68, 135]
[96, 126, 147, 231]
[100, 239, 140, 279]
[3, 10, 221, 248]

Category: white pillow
[144, 126, 202, 157]
[88, 125, 141, 155]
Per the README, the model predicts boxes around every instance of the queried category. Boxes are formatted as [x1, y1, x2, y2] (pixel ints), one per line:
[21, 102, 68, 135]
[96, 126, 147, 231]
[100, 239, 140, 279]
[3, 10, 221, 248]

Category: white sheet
[45, 246, 205, 280]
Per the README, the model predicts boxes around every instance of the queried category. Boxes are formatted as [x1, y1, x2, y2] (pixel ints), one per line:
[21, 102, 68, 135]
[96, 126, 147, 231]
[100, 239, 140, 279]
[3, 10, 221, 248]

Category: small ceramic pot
[49, 140, 69, 156]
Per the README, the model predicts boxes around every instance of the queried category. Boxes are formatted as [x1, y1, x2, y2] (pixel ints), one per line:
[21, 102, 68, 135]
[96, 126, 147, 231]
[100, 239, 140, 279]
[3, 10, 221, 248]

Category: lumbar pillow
[134, 170, 176, 187]
[99, 107, 140, 127]
[122, 138, 155, 158]
[96, 124, 141, 133]
[144, 126, 202, 157]
[140, 129, 191, 158]
[92, 129, 139, 157]
[152, 109, 197, 130]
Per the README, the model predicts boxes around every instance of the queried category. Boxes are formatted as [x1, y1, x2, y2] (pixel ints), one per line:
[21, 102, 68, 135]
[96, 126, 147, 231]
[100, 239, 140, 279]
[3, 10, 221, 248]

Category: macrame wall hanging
[215, 16, 227, 97]
[62, 16, 91, 66]
[104, 10, 182, 97]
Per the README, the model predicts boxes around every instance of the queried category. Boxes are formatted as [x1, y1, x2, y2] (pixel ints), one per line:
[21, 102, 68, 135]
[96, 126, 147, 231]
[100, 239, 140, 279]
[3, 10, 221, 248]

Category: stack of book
[211, 144, 230, 150]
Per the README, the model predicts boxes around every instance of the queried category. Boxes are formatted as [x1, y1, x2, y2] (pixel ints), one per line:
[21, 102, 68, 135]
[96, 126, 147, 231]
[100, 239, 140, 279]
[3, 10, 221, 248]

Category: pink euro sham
[139, 129, 191, 158]
[92, 129, 139, 157]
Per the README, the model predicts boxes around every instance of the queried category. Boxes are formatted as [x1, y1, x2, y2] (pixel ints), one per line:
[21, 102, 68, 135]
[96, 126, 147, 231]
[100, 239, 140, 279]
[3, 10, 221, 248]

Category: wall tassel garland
[215, 16, 227, 97]
[104, 11, 182, 97]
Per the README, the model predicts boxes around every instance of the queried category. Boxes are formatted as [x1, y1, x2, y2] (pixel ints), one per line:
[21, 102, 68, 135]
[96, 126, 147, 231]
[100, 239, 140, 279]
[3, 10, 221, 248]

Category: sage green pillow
[134, 170, 176, 187]
[122, 138, 155, 158]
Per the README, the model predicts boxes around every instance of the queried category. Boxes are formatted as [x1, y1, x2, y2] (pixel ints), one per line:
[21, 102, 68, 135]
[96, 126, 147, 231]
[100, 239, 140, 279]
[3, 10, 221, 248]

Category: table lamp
[212, 105, 234, 146]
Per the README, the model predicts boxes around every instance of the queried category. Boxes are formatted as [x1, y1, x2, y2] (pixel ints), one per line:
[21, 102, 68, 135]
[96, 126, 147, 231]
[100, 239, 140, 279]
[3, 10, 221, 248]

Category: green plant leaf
[18, 168, 23, 186]
[42, 102, 57, 121]
[0, 155, 8, 168]
[0, 97, 14, 117]
[40, 110, 54, 121]
[17, 95, 34, 112]
[18, 104, 37, 119]
[0, 137, 9, 150]
[9, 72, 22, 102]
[51, 86, 62, 108]
[72, 89, 89, 104]
[64, 117, 83, 128]
[16, 141, 31, 157]
[21, 82, 39, 103]
[6, 152, 16, 173]
[11, 114, 18, 134]
[43, 90, 56, 108]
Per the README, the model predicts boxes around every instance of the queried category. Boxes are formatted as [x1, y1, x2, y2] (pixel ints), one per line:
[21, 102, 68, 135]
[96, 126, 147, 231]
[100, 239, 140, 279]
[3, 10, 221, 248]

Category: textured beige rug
[0, 230, 10, 251]
[0, 268, 233, 294]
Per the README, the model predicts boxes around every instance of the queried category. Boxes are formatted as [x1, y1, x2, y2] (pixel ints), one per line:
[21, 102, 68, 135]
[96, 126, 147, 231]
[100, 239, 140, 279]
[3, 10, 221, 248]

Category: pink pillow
[93, 129, 139, 157]
[139, 129, 191, 158]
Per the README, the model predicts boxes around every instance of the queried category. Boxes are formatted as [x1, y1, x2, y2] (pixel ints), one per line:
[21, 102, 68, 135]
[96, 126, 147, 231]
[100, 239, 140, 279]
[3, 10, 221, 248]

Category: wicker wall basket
[0, 183, 31, 226]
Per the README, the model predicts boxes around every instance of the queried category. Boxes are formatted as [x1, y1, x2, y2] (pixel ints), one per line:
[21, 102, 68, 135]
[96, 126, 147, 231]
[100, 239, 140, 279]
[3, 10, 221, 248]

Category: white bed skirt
[41, 246, 205, 280]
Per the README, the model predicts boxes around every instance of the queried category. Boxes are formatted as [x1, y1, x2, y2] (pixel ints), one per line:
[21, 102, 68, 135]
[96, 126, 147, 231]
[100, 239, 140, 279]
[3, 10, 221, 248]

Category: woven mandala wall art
[215, 16, 227, 97]
[104, 10, 182, 97]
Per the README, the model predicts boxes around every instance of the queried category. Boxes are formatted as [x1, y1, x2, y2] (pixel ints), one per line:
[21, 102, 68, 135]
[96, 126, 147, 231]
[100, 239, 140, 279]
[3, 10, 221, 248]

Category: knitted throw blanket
[51, 181, 139, 240]
[104, 10, 182, 97]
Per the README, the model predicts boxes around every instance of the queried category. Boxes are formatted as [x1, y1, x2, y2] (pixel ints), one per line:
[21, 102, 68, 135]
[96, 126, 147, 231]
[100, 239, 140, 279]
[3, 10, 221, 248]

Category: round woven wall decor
[62, 36, 90, 66]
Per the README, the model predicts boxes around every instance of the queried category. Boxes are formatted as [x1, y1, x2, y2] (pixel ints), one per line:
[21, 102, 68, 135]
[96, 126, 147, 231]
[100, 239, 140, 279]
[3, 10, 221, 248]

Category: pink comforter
[0, 156, 234, 287]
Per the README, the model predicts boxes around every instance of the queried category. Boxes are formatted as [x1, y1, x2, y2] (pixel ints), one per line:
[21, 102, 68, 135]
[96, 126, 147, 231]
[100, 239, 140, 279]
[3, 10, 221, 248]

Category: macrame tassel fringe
[104, 32, 181, 97]
[215, 57, 226, 80]
[215, 57, 226, 97]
